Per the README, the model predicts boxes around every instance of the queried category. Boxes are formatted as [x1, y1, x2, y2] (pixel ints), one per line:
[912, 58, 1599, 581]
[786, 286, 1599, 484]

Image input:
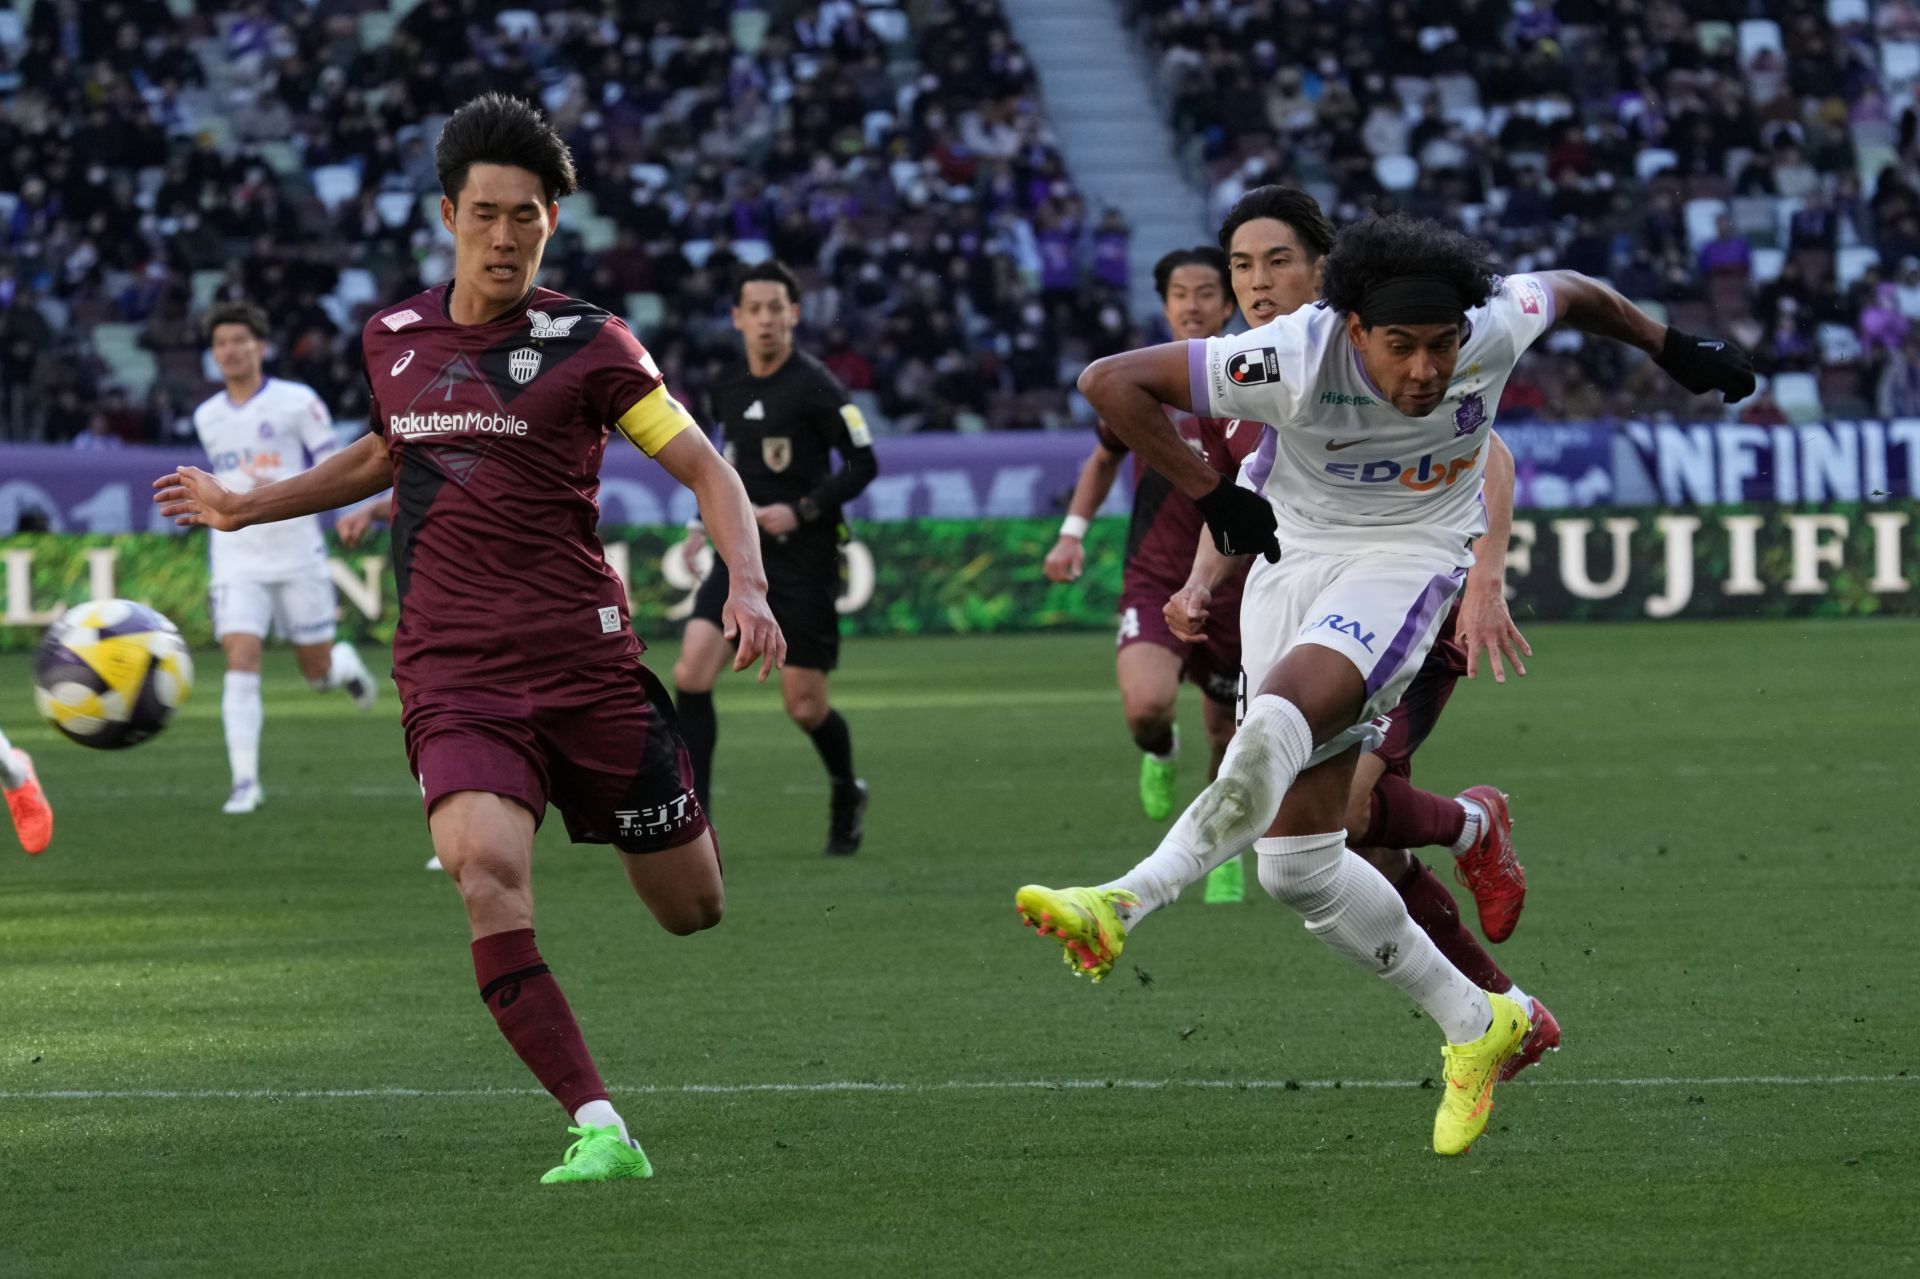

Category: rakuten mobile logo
[388, 409, 530, 438]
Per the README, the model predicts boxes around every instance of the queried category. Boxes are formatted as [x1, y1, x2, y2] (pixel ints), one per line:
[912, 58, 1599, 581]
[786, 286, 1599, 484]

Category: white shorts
[1237, 547, 1467, 766]
[210, 573, 338, 646]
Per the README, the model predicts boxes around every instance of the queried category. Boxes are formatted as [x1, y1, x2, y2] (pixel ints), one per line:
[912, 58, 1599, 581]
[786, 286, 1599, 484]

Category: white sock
[1099, 695, 1314, 926]
[222, 671, 263, 786]
[1504, 981, 1531, 1012]
[573, 1098, 634, 1148]
[1256, 831, 1493, 1044]
[1449, 797, 1486, 856]
[0, 726, 23, 789]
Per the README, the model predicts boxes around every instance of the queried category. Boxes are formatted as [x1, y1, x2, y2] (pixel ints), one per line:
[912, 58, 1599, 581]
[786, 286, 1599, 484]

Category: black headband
[1358, 275, 1470, 327]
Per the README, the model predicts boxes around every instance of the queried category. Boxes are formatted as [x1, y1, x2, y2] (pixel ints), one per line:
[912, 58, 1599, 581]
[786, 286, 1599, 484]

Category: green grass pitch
[3, 621, 1916, 1276]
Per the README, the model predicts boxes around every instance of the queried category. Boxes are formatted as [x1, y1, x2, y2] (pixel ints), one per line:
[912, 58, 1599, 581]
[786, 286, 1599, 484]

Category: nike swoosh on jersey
[1324, 438, 1372, 451]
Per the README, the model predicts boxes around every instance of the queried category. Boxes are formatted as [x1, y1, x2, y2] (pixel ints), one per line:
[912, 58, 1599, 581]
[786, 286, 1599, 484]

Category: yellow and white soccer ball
[33, 599, 194, 749]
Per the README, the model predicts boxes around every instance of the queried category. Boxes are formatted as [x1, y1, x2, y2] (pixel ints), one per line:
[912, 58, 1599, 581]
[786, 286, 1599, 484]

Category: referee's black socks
[677, 689, 716, 810]
[808, 709, 857, 786]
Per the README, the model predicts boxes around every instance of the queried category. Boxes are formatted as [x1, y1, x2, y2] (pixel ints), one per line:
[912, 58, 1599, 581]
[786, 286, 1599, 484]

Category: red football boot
[1499, 996, 1562, 1082]
[1454, 785, 1524, 942]
[5, 749, 53, 855]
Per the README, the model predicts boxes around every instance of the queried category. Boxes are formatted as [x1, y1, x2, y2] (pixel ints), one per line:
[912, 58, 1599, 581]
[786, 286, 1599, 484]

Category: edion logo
[1325, 444, 1483, 492]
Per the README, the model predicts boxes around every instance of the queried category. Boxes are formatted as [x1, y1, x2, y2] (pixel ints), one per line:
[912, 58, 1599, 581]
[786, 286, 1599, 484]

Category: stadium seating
[1125, 0, 1916, 425]
[0, 1, 1124, 441]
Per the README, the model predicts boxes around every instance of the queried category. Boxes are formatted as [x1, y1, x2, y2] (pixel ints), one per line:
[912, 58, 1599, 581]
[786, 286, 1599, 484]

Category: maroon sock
[1394, 860, 1511, 993]
[1361, 773, 1468, 850]
[471, 928, 608, 1114]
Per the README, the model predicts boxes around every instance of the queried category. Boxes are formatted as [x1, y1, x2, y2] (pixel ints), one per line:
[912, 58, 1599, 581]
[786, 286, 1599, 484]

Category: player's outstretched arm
[153, 433, 389, 531]
[1043, 444, 1124, 583]
[653, 429, 786, 682]
[1459, 431, 1530, 683]
[1538, 270, 1756, 403]
[1079, 345, 1278, 561]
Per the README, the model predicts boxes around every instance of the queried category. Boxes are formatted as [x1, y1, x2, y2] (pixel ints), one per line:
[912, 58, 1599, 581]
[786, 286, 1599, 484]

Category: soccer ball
[33, 599, 195, 749]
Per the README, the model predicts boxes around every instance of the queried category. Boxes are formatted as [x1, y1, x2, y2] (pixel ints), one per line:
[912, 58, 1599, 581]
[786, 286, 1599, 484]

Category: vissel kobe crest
[508, 348, 542, 384]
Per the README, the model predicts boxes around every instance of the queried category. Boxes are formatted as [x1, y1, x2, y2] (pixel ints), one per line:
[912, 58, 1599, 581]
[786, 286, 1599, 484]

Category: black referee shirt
[708, 350, 879, 532]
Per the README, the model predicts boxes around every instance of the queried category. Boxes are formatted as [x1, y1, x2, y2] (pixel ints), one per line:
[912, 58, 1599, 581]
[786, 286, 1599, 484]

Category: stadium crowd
[1131, 0, 1920, 424]
[0, 0, 1130, 444]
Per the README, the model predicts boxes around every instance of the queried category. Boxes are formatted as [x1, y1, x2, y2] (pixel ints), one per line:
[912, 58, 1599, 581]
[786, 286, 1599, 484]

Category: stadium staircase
[1000, 0, 1210, 322]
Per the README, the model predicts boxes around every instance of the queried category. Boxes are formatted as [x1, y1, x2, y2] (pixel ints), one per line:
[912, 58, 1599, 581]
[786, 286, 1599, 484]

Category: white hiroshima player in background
[193, 302, 378, 814]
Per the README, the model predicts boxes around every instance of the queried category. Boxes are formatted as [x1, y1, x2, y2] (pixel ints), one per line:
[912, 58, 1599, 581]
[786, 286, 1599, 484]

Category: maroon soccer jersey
[361, 284, 679, 695]
[1096, 409, 1260, 602]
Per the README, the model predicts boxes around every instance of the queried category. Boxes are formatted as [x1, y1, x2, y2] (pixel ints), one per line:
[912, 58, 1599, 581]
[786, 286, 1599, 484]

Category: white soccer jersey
[191, 378, 338, 581]
[1191, 274, 1557, 561]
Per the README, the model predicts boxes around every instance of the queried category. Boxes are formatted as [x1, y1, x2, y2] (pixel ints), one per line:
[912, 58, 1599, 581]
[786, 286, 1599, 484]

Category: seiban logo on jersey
[388, 409, 531, 438]
[1325, 443, 1483, 492]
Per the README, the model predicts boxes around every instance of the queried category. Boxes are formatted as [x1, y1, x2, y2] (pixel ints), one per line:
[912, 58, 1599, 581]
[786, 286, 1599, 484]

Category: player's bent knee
[1255, 830, 1347, 915]
[650, 888, 724, 935]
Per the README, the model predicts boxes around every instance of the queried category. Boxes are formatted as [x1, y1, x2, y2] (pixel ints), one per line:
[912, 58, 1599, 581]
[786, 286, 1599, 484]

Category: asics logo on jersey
[526, 309, 581, 339]
[1324, 444, 1483, 492]
[391, 350, 415, 376]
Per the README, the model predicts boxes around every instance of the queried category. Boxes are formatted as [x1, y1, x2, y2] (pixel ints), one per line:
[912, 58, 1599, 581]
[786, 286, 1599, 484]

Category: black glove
[1655, 326, 1756, 403]
[1193, 477, 1280, 563]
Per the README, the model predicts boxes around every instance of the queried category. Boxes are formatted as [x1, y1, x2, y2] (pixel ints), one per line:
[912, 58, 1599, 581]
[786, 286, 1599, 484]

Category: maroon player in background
[156, 94, 784, 1184]
[1164, 184, 1557, 1079]
[1044, 248, 1250, 870]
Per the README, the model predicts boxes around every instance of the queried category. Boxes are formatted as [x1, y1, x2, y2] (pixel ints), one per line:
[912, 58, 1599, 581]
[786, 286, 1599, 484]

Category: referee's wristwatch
[795, 495, 821, 523]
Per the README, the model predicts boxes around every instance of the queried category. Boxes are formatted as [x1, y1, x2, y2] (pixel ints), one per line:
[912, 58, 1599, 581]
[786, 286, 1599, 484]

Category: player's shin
[472, 928, 612, 1117]
[1257, 832, 1492, 1044]
[1392, 859, 1513, 994]
[1361, 773, 1467, 850]
[221, 671, 262, 785]
[1099, 694, 1312, 923]
[676, 690, 716, 809]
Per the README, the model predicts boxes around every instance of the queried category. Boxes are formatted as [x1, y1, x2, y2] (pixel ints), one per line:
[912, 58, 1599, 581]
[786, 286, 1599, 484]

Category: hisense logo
[1320, 391, 1374, 406]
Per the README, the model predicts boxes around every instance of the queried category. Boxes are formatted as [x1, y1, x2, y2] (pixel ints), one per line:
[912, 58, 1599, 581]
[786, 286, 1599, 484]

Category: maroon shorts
[400, 659, 709, 854]
[1116, 580, 1242, 706]
[1372, 601, 1470, 778]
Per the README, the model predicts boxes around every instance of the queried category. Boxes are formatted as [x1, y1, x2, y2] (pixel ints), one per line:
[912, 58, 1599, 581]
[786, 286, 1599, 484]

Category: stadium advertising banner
[1, 501, 1915, 650]
[5, 420, 1919, 533]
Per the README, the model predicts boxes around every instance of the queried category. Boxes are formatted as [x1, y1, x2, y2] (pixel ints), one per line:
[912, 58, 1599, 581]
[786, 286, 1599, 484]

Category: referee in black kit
[673, 261, 879, 854]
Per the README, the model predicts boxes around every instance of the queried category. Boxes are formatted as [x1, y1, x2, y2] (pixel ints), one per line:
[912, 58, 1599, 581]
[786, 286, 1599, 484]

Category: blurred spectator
[1697, 216, 1752, 278]
[1877, 331, 1920, 416]
[1126, 0, 1920, 422]
[70, 411, 123, 450]
[1, 0, 1128, 440]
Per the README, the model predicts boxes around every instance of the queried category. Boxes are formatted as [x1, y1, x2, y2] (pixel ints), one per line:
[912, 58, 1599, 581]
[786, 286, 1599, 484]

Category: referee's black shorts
[689, 535, 843, 672]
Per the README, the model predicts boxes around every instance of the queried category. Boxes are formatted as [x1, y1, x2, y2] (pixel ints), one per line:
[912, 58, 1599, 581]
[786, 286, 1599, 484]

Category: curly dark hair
[1151, 246, 1230, 299]
[435, 92, 578, 206]
[1319, 215, 1499, 320]
[1217, 185, 1334, 260]
[204, 301, 269, 340]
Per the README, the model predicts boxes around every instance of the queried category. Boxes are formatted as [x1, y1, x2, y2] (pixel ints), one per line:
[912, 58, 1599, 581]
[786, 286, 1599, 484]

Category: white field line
[0, 1073, 1911, 1103]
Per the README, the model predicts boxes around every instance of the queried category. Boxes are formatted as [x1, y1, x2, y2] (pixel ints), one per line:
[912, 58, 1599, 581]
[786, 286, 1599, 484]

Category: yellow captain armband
[614, 385, 696, 456]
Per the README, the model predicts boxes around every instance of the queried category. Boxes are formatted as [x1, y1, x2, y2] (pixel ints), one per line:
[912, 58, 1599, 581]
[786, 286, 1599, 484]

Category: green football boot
[539, 1124, 655, 1184]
